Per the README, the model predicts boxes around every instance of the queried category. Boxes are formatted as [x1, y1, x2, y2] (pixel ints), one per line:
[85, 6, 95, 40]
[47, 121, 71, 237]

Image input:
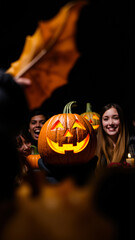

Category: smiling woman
[96, 103, 129, 168]
[102, 107, 120, 142]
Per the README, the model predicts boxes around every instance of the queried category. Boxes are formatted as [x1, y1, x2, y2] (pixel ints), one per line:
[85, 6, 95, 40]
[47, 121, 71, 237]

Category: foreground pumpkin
[81, 103, 100, 131]
[38, 101, 97, 165]
[26, 145, 40, 168]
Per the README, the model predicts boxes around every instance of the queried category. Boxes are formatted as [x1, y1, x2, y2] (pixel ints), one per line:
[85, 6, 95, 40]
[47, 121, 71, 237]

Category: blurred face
[29, 114, 46, 141]
[102, 107, 120, 138]
[17, 135, 31, 157]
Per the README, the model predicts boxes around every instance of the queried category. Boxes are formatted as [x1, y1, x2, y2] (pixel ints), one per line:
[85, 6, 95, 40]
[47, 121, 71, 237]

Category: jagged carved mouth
[92, 125, 99, 129]
[47, 134, 90, 154]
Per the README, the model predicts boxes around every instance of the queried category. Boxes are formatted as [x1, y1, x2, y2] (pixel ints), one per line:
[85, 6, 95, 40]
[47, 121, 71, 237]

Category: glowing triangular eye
[93, 114, 99, 120]
[84, 115, 89, 120]
[72, 120, 86, 130]
[51, 120, 64, 130]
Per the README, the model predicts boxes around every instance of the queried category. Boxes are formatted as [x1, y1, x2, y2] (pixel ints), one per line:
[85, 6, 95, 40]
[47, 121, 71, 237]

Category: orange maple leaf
[7, 1, 87, 109]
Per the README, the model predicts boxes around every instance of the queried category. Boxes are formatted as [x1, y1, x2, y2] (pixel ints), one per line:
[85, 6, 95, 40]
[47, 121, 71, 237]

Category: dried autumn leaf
[7, 1, 87, 109]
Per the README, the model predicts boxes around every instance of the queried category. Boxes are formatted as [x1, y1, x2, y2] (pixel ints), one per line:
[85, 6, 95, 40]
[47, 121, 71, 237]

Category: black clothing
[0, 70, 29, 136]
[38, 156, 98, 186]
[0, 70, 29, 199]
[128, 126, 135, 158]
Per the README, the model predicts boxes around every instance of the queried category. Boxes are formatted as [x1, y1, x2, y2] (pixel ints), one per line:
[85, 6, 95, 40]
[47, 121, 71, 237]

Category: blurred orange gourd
[26, 145, 40, 169]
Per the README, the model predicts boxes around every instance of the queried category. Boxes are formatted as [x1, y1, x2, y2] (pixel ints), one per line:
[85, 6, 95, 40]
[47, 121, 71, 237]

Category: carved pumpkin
[26, 145, 40, 168]
[38, 101, 97, 165]
[81, 103, 100, 131]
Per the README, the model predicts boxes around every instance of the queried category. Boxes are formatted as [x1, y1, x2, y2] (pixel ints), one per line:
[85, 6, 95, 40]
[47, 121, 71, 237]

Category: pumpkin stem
[86, 102, 92, 112]
[63, 101, 77, 113]
[31, 145, 39, 155]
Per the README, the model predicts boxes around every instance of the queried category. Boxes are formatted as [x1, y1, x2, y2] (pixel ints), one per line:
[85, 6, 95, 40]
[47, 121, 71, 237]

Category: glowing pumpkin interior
[81, 103, 100, 130]
[83, 114, 100, 129]
[47, 119, 90, 154]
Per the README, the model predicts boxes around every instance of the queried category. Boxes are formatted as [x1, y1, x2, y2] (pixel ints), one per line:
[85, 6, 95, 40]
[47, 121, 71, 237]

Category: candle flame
[128, 153, 131, 158]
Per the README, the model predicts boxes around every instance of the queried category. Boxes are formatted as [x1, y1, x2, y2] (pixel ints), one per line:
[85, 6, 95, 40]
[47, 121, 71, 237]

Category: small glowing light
[126, 153, 135, 166]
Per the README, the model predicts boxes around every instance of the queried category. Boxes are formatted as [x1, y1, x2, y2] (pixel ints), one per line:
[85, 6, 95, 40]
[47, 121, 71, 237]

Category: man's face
[29, 114, 46, 141]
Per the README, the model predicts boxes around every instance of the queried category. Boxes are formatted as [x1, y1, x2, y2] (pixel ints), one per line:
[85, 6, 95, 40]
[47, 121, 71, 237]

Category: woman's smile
[102, 107, 120, 137]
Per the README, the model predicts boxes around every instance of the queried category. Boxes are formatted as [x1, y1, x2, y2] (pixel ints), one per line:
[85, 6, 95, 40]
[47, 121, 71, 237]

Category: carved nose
[89, 119, 93, 124]
[64, 129, 73, 137]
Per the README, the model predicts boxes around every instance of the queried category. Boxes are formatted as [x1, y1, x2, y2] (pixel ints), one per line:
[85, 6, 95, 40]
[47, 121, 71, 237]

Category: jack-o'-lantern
[81, 103, 100, 131]
[38, 101, 97, 165]
[26, 145, 40, 168]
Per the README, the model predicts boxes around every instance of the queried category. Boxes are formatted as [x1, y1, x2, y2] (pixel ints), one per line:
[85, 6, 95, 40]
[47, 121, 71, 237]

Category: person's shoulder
[0, 69, 21, 91]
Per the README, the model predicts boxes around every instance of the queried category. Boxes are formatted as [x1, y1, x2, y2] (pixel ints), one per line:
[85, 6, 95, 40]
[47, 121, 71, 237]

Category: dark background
[0, 0, 135, 125]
